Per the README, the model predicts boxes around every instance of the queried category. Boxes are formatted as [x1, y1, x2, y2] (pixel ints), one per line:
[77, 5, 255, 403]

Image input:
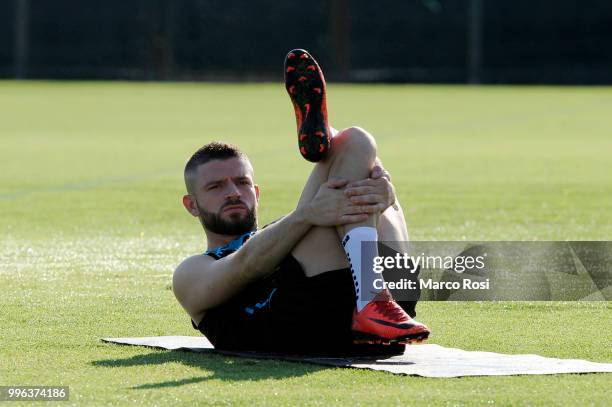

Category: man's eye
[208, 185, 219, 190]
[240, 180, 251, 185]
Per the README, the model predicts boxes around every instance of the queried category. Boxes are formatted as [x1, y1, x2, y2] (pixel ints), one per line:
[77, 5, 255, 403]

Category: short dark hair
[184, 142, 247, 194]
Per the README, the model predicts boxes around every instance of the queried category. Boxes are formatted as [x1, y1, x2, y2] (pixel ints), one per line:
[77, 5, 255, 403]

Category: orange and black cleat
[352, 290, 431, 345]
[284, 49, 331, 162]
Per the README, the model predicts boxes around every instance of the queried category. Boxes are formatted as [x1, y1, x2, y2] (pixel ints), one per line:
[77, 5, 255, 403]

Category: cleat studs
[287, 52, 296, 59]
[299, 134, 307, 141]
[300, 146, 307, 155]
[298, 76, 307, 82]
[288, 85, 295, 94]
[307, 65, 316, 71]
[319, 144, 325, 152]
[313, 87, 322, 94]
[304, 103, 310, 114]
[300, 53, 309, 59]
[286, 66, 295, 73]
[315, 131, 324, 137]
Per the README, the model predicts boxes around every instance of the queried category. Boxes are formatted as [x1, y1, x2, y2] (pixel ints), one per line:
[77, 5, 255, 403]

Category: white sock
[342, 226, 383, 312]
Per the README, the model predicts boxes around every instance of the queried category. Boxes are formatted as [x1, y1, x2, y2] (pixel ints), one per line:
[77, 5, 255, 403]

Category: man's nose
[224, 182, 241, 199]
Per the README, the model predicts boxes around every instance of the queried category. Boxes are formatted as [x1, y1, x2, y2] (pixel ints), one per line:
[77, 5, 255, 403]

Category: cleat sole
[353, 330, 430, 346]
[284, 49, 331, 162]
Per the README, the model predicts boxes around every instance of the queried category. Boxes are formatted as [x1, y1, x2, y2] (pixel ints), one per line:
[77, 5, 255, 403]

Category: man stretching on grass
[173, 49, 430, 354]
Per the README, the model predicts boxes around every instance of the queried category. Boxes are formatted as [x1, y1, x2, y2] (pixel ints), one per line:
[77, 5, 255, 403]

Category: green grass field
[1, 81, 611, 406]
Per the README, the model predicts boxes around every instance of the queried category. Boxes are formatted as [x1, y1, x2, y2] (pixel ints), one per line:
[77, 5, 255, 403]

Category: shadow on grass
[92, 349, 329, 388]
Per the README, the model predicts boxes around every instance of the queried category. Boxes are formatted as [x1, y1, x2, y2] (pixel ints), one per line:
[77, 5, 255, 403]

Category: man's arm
[173, 178, 380, 321]
[173, 209, 310, 320]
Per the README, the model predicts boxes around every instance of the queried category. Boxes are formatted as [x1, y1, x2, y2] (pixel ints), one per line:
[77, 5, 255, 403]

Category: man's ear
[182, 194, 200, 217]
[254, 184, 260, 201]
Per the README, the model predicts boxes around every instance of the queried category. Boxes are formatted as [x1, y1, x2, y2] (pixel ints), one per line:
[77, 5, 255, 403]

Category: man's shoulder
[173, 254, 214, 283]
[176, 253, 214, 269]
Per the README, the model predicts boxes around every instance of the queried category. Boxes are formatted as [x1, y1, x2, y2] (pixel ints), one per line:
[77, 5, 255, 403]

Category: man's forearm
[234, 207, 312, 280]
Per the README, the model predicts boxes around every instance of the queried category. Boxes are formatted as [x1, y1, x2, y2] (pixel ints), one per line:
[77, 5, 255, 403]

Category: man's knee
[331, 126, 377, 161]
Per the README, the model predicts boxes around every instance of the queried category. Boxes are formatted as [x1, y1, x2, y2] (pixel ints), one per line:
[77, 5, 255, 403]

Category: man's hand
[343, 164, 397, 212]
[303, 178, 377, 226]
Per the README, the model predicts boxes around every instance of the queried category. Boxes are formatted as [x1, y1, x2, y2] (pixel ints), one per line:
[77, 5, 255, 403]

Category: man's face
[187, 157, 259, 235]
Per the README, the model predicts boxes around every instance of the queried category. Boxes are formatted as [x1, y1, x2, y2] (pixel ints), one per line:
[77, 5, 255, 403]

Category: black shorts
[193, 254, 406, 356]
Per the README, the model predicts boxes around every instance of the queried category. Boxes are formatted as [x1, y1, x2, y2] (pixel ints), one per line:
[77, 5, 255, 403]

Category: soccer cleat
[351, 289, 430, 345]
[284, 49, 331, 162]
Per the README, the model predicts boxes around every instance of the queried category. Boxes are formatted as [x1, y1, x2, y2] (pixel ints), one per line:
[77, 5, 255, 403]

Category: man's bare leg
[292, 127, 408, 277]
[326, 127, 383, 310]
[292, 126, 376, 277]
[292, 126, 413, 307]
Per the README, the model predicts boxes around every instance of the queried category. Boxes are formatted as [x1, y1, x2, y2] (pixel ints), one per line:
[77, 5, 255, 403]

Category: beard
[197, 200, 257, 235]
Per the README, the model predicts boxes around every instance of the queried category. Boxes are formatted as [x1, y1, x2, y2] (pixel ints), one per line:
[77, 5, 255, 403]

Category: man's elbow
[171, 267, 189, 309]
